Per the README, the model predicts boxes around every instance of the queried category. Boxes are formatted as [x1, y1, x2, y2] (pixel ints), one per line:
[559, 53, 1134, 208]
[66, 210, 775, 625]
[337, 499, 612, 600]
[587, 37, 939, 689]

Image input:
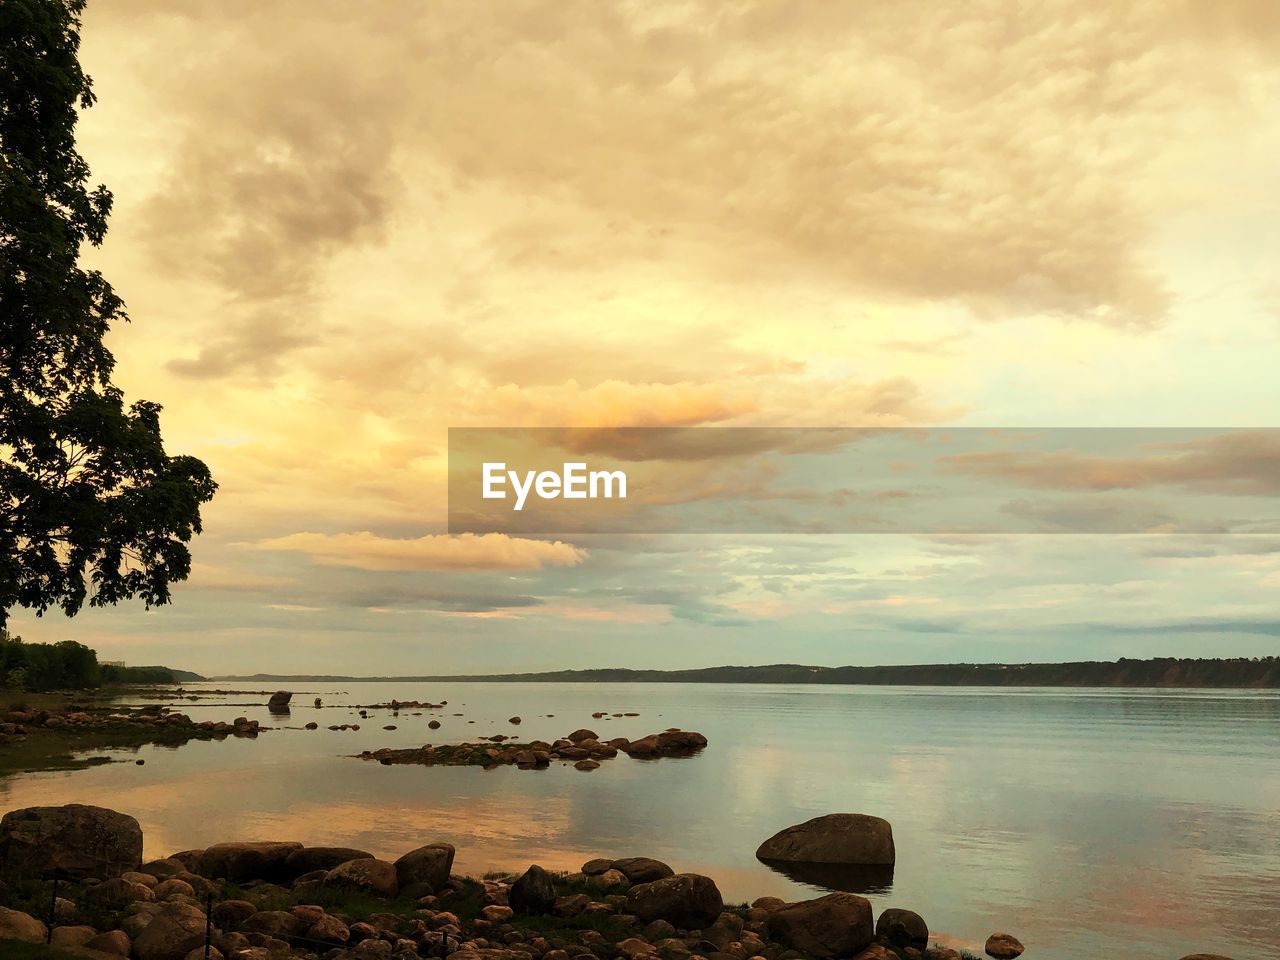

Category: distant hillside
[213, 657, 1280, 688]
[101, 664, 207, 684]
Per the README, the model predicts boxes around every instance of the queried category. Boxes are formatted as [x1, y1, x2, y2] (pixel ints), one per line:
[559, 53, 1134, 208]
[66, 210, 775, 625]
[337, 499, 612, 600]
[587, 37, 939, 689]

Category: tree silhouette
[0, 0, 216, 628]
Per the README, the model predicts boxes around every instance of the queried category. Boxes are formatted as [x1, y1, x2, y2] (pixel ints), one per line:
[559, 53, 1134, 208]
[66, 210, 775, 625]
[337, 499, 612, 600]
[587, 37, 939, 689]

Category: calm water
[1, 682, 1277, 959]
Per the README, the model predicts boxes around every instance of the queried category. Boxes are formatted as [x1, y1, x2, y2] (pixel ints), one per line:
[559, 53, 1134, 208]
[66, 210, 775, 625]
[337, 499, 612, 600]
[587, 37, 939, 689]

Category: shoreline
[0, 804, 1021, 960]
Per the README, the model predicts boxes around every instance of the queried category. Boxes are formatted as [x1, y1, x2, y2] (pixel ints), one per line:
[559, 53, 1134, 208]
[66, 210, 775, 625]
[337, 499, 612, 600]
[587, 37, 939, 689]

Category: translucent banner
[447, 427, 1280, 535]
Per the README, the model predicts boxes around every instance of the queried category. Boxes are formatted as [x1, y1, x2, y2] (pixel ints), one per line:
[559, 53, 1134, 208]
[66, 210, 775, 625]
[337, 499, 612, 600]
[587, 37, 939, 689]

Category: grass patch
[0, 941, 80, 960]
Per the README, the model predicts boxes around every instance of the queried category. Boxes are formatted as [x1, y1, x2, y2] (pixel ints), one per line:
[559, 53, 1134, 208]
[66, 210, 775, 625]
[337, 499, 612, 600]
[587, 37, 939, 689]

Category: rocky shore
[1, 706, 267, 752]
[0, 804, 1235, 960]
[357, 729, 708, 771]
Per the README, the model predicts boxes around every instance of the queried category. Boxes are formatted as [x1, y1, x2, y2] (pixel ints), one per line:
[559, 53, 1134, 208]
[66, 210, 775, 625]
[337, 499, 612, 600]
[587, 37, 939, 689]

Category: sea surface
[1, 682, 1277, 960]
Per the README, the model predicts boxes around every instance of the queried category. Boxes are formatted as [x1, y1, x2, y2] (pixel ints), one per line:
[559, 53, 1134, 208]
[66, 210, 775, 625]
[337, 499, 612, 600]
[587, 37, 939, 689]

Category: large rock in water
[394, 842, 455, 896]
[0, 804, 143, 879]
[624, 873, 723, 928]
[196, 841, 302, 882]
[268, 691, 292, 707]
[756, 814, 895, 865]
[768, 893, 874, 958]
[132, 901, 208, 960]
[509, 864, 557, 914]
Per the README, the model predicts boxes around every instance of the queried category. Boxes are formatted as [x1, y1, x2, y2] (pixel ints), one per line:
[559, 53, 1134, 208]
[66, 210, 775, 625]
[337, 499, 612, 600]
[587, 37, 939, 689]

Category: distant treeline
[0, 632, 197, 691]
[216, 657, 1280, 689]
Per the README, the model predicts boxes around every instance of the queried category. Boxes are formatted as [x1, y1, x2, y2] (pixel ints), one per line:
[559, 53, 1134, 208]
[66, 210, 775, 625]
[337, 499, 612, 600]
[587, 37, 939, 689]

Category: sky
[11, 0, 1280, 675]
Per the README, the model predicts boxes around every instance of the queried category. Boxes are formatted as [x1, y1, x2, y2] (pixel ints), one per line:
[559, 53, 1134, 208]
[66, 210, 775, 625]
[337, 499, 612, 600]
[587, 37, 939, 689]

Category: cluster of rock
[0, 705, 262, 741]
[357, 700, 448, 711]
[358, 728, 707, 772]
[0, 803, 961, 960]
[0, 803, 1237, 960]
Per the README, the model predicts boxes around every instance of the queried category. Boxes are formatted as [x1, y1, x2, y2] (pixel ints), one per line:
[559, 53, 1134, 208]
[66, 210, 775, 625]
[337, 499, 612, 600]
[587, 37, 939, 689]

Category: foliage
[0, 630, 177, 689]
[0, 0, 216, 630]
[0, 631, 98, 689]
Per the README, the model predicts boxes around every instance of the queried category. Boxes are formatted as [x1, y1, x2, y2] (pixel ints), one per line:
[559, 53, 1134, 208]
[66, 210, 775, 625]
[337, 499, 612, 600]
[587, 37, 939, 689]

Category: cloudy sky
[12, 0, 1280, 674]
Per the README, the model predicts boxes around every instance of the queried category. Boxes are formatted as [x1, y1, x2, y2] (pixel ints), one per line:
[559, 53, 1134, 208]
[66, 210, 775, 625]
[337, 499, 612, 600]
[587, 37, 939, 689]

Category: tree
[0, 0, 216, 629]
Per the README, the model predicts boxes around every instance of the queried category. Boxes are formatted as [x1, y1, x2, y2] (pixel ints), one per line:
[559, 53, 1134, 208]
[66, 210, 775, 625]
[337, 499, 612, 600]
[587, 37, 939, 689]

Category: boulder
[131, 901, 208, 960]
[211, 900, 257, 925]
[581, 858, 614, 875]
[596, 868, 629, 888]
[282, 845, 375, 879]
[853, 947, 897, 960]
[0, 907, 48, 943]
[624, 874, 723, 928]
[84, 930, 132, 956]
[704, 913, 744, 949]
[0, 804, 143, 879]
[153, 878, 196, 901]
[768, 893, 874, 959]
[554, 894, 591, 917]
[325, 857, 399, 897]
[196, 841, 303, 882]
[567, 729, 598, 743]
[613, 857, 675, 884]
[139, 859, 186, 879]
[242, 910, 305, 939]
[985, 932, 1025, 958]
[51, 925, 98, 948]
[86, 877, 155, 904]
[307, 914, 351, 944]
[755, 814, 895, 866]
[268, 691, 292, 707]
[874, 907, 928, 948]
[394, 842, 455, 895]
[509, 864, 557, 914]
[619, 731, 708, 757]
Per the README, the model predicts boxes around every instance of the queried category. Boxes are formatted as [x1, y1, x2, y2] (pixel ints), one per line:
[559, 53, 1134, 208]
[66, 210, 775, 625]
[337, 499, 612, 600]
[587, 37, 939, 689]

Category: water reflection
[0, 682, 1276, 960]
[757, 859, 894, 894]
